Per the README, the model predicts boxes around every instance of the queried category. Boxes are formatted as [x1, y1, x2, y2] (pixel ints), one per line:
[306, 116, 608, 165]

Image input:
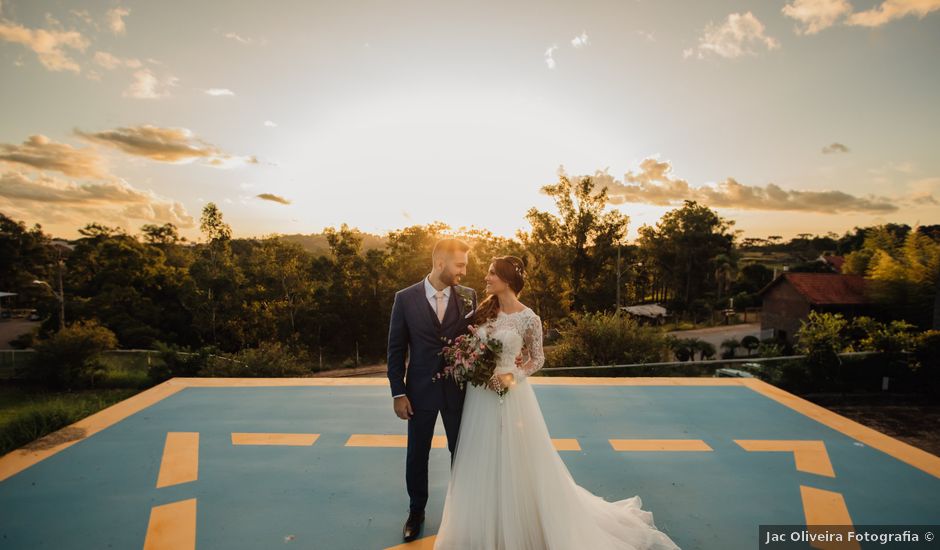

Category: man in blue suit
[387, 238, 477, 543]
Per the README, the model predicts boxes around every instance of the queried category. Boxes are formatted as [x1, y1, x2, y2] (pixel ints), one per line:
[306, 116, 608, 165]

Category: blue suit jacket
[387, 279, 478, 411]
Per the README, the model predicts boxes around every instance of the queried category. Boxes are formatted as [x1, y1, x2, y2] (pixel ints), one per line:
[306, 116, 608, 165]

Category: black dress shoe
[402, 510, 425, 542]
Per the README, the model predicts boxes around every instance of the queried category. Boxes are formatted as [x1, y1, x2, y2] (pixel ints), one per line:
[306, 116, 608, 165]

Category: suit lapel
[441, 286, 459, 328]
[453, 285, 466, 320]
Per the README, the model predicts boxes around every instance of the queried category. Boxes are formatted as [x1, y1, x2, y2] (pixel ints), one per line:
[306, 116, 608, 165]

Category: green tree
[520, 172, 629, 318]
[185, 203, 246, 350]
[636, 200, 735, 314]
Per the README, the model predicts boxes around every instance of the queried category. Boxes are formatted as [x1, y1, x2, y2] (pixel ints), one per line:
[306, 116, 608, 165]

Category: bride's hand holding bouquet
[433, 324, 512, 397]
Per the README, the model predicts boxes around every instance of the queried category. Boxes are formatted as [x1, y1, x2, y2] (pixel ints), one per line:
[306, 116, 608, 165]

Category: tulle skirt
[433, 372, 682, 550]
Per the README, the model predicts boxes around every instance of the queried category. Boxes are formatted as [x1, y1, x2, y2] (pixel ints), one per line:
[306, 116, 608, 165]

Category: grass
[0, 385, 141, 456]
[0, 356, 155, 457]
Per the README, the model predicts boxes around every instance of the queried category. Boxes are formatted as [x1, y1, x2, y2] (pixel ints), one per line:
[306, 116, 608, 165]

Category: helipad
[1, 377, 938, 549]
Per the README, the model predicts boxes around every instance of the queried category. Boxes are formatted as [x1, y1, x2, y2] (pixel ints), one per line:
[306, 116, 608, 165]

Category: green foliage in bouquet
[434, 325, 506, 395]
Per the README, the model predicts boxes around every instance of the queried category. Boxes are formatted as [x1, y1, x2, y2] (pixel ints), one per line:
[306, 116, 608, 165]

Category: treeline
[2, 174, 939, 366]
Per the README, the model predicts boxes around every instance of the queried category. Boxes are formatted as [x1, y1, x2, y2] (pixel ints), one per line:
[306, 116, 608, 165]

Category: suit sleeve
[387, 291, 409, 397]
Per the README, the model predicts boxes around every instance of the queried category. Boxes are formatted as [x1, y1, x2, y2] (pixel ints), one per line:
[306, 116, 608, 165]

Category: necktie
[435, 290, 446, 322]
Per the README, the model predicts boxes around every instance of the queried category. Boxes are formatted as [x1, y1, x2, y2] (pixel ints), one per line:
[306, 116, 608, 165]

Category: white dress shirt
[393, 276, 451, 399]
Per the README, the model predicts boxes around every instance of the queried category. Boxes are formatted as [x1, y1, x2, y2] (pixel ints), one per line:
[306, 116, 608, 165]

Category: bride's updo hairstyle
[472, 255, 527, 325]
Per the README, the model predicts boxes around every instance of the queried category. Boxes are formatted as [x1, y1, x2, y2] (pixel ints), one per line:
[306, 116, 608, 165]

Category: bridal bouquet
[433, 325, 509, 397]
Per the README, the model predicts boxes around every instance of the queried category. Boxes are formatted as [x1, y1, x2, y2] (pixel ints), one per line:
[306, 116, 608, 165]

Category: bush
[545, 312, 668, 368]
[720, 338, 741, 359]
[913, 330, 940, 400]
[199, 341, 312, 377]
[796, 311, 849, 390]
[666, 337, 714, 361]
[148, 342, 218, 383]
[18, 320, 118, 389]
[741, 335, 761, 355]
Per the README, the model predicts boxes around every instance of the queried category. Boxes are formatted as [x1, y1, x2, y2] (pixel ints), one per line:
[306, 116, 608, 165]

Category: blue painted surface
[0, 384, 938, 549]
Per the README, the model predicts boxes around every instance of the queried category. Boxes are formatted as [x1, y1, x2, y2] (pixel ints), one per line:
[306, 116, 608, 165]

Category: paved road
[0, 319, 39, 350]
[666, 322, 762, 357]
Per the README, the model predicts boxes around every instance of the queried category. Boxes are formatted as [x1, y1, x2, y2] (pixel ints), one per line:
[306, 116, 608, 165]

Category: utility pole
[616, 244, 621, 314]
[33, 239, 74, 330]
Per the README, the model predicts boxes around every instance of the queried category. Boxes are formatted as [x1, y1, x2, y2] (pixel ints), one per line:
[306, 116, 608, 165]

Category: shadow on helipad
[1, 377, 938, 549]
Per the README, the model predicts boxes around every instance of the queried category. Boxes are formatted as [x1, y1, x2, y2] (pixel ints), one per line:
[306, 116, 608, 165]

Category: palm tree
[713, 253, 737, 301]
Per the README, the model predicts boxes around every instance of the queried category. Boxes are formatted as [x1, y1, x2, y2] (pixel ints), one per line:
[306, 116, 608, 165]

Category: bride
[433, 255, 682, 550]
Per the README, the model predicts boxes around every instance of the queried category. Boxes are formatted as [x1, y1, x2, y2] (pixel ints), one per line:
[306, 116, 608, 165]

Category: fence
[539, 351, 884, 380]
[0, 349, 248, 380]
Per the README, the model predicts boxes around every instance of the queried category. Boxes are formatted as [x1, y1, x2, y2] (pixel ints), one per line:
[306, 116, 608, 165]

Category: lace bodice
[476, 307, 545, 378]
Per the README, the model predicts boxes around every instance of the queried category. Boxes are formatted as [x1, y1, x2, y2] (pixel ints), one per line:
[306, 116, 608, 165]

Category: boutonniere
[454, 286, 475, 318]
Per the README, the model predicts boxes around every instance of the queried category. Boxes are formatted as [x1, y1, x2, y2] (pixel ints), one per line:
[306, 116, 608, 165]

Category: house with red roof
[756, 272, 871, 344]
[816, 253, 845, 273]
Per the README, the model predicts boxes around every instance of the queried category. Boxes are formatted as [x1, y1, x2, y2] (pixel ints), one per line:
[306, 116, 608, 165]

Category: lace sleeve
[518, 313, 545, 376]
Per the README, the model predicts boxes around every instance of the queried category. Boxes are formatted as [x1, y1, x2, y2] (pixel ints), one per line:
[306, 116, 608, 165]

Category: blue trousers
[406, 406, 462, 514]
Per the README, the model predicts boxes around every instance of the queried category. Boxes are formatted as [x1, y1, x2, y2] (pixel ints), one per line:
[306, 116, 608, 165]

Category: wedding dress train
[433, 307, 681, 550]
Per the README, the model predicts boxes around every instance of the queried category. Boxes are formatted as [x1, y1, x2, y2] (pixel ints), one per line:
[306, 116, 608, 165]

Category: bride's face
[484, 263, 510, 295]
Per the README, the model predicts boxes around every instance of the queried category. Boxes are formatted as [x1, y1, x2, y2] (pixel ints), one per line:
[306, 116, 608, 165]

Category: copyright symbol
[926, 532, 934, 541]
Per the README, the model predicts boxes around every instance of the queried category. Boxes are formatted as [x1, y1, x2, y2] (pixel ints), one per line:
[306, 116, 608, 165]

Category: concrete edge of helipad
[1, 376, 937, 483]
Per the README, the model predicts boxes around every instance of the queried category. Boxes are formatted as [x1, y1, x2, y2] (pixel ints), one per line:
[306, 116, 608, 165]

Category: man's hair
[432, 237, 470, 260]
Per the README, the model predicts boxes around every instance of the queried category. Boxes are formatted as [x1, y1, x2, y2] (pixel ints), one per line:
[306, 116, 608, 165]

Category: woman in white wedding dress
[434, 256, 681, 550]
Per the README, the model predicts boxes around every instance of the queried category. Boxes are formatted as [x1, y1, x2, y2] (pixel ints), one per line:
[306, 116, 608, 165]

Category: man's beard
[441, 269, 459, 286]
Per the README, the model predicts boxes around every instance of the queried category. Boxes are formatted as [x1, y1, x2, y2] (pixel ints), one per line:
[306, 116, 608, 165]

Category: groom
[387, 237, 477, 543]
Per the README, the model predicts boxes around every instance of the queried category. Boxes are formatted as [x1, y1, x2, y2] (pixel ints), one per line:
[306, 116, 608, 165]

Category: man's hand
[393, 395, 414, 419]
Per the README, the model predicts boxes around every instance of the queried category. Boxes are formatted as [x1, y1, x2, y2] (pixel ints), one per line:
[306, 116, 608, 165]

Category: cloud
[204, 88, 235, 96]
[781, 0, 940, 32]
[0, 134, 108, 178]
[93, 50, 142, 69]
[0, 18, 89, 72]
[570, 31, 589, 48]
[822, 142, 850, 154]
[107, 6, 130, 35]
[0, 170, 195, 231]
[256, 193, 291, 205]
[123, 68, 179, 99]
[683, 12, 779, 60]
[70, 9, 97, 29]
[263, 120, 278, 127]
[905, 176, 940, 205]
[578, 157, 898, 213]
[846, 0, 940, 26]
[544, 45, 557, 69]
[74, 124, 255, 167]
[221, 31, 267, 45]
[782, 0, 853, 34]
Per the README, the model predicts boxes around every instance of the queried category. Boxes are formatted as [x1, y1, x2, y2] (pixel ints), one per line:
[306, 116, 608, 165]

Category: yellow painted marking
[346, 434, 448, 448]
[735, 439, 835, 477]
[800, 485, 858, 550]
[231, 433, 320, 446]
[345, 434, 580, 451]
[384, 534, 437, 549]
[156, 432, 199, 488]
[739, 378, 940, 479]
[0, 379, 186, 482]
[552, 438, 582, 451]
[143, 497, 197, 550]
[5, 376, 939, 481]
[609, 439, 713, 451]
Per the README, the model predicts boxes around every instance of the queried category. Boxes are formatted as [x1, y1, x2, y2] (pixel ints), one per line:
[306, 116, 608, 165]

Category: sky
[1, 0, 938, 243]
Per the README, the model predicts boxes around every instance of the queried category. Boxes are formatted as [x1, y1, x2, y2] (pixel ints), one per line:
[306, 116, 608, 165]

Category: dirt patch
[802, 393, 940, 458]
